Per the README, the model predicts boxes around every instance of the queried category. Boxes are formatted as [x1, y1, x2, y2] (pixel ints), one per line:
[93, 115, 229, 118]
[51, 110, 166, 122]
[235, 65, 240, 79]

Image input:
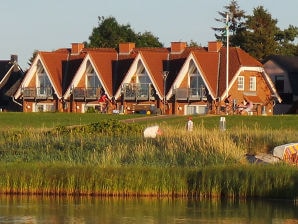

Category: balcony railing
[23, 87, 53, 99]
[73, 87, 100, 100]
[122, 83, 153, 101]
[175, 87, 207, 101]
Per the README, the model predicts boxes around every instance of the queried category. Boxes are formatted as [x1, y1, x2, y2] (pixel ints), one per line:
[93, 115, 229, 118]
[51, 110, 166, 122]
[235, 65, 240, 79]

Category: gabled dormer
[115, 54, 160, 102]
[34, 60, 53, 99]
[169, 52, 216, 102]
[69, 60, 103, 101]
[64, 49, 117, 102]
[20, 57, 58, 100]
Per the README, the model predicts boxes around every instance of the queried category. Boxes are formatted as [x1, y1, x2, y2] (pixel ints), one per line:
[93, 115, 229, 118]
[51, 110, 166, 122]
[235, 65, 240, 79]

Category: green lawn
[0, 112, 298, 131]
[0, 112, 298, 198]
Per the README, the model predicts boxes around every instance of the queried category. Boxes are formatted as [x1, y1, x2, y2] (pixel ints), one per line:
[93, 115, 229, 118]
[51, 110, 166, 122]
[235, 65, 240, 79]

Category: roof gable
[88, 49, 117, 97]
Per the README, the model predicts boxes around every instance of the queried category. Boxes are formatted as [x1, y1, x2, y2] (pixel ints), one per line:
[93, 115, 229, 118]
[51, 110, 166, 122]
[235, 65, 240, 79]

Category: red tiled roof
[39, 51, 68, 97]
[88, 49, 118, 96]
[140, 49, 169, 95]
[192, 50, 220, 97]
[217, 47, 262, 97]
[39, 50, 86, 97]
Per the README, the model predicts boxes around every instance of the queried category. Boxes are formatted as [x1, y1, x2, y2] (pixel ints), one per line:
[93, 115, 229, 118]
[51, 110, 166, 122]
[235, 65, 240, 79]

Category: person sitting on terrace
[238, 99, 253, 115]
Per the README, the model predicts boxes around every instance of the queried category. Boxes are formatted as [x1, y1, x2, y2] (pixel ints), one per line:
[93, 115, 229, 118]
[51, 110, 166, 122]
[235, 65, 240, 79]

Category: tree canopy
[85, 16, 163, 48]
[214, 1, 298, 61]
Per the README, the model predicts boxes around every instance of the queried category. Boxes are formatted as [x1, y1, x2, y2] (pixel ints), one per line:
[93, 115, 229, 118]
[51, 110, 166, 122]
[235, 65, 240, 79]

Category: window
[238, 76, 244, 90]
[249, 76, 256, 91]
[35, 104, 55, 112]
[136, 66, 151, 84]
[37, 69, 51, 96]
[86, 68, 100, 88]
[275, 75, 284, 92]
[189, 62, 205, 96]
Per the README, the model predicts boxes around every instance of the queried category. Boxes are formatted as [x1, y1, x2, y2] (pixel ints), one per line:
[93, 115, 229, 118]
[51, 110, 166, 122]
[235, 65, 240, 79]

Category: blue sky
[1, 0, 297, 69]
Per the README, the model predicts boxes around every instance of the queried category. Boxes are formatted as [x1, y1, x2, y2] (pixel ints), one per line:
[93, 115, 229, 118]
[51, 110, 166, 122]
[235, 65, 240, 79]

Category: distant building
[263, 55, 298, 114]
[0, 55, 24, 111]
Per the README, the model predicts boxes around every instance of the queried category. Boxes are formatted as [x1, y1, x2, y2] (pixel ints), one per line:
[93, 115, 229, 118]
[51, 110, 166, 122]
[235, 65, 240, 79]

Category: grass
[0, 112, 298, 198]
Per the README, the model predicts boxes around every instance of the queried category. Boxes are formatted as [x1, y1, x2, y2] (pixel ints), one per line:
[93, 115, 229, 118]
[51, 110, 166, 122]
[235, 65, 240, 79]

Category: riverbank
[0, 163, 297, 199]
[0, 114, 298, 199]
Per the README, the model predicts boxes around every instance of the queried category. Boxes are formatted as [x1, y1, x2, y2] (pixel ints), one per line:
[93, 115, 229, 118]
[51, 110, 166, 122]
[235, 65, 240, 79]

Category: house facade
[14, 43, 86, 112]
[14, 41, 281, 115]
[0, 55, 24, 111]
[167, 42, 281, 116]
[263, 56, 298, 114]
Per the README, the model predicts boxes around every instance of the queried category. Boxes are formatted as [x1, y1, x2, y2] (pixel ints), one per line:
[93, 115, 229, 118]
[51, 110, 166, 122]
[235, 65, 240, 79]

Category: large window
[189, 62, 204, 96]
[238, 76, 244, 91]
[136, 65, 151, 84]
[249, 76, 256, 91]
[37, 68, 51, 96]
[86, 68, 100, 88]
[275, 75, 284, 92]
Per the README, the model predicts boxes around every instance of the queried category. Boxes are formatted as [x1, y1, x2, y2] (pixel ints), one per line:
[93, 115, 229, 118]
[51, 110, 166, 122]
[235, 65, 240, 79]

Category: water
[0, 195, 297, 223]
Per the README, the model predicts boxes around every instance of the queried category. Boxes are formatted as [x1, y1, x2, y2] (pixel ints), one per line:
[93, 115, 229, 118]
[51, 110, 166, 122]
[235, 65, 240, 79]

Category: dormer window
[136, 62, 151, 84]
[86, 64, 101, 89]
[189, 61, 204, 96]
[37, 66, 51, 96]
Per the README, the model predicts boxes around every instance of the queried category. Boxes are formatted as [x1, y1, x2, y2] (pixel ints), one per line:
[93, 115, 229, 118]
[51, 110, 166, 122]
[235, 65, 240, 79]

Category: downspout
[11, 96, 22, 107]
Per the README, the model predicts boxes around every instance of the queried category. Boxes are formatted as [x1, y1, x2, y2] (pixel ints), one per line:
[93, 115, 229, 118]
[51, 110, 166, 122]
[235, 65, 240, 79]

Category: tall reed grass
[0, 163, 297, 199]
[0, 119, 297, 198]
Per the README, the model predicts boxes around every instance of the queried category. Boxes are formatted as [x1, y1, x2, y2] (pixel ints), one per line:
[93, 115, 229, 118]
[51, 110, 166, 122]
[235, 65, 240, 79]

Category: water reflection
[0, 195, 297, 223]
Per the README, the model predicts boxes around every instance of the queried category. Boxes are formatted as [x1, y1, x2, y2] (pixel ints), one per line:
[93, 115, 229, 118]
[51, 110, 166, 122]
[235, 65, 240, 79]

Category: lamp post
[162, 71, 169, 114]
[226, 13, 230, 99]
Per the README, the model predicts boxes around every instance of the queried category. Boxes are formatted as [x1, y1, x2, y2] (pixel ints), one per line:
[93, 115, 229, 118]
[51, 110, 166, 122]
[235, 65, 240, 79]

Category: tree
[275, 25, 298, 55]
[28, 50, 38, 67]
[240, 6, 280, 60]
[214, 2, 298, 61]
[86, 16, 163, 48]
[213, 0, 246, 46]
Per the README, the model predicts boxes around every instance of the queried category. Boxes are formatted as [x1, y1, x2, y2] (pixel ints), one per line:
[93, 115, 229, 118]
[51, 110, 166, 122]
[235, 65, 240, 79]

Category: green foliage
[0, 163, 297, 199]
[86, 16, 163, 48]
[214, 1, 298, 60]
[213, 0, 246, 45]
[0, 114, 298, 198]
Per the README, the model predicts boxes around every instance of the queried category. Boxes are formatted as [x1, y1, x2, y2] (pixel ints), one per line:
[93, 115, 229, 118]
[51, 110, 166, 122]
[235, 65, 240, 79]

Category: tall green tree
[213, 0, 246, 46]
[86, 16, 162, 48]
[241, 6, 280, 60]
[214, 2, 298, 61]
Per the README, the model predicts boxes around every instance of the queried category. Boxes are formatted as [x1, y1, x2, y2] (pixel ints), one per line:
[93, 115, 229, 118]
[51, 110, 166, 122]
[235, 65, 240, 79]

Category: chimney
[171, 42, 187, 53]
[119, 42, 135, 54]
[71, 43, 84, 54]
[208, 41, 223, 52]
[10, 54, 18, 63]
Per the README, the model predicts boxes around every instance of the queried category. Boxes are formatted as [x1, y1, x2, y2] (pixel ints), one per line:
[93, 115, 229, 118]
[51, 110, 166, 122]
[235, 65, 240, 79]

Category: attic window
[189, 61, 204, 95]
[86, 71, 100, 88]
[136, 62, 150, 84]
[37, 60, 44, 73]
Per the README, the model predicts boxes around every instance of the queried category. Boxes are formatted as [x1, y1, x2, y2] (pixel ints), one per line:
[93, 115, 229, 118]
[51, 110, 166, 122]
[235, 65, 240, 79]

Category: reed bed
[0, 118, 297, 198]
[0, 163, 297, 199]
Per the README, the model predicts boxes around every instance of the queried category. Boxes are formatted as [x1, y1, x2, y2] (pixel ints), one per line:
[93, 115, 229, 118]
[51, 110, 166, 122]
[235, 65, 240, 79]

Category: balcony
[23, 87, 53, 99]
[73, 87, 100, 100]
[175, 87, 207, 101]
[122, 83, 153, 101]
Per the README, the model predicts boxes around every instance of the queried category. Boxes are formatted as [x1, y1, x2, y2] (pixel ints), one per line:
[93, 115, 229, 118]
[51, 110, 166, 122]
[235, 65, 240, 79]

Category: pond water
[0, 195, 297, 223]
